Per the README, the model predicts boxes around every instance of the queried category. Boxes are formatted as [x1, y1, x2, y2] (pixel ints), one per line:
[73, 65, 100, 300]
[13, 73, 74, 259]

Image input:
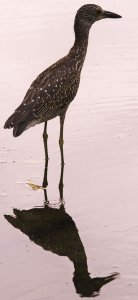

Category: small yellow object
[27, 182, 43, 191]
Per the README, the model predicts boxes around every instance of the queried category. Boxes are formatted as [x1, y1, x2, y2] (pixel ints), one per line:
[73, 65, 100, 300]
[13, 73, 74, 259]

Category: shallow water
[1, 1, 138, 299]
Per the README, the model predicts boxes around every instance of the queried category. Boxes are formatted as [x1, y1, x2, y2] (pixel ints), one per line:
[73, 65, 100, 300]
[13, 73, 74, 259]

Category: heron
[4, 4, 122, 164]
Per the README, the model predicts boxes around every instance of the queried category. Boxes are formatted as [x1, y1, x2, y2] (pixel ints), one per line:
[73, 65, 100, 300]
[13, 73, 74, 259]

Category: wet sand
[1, 1, 138, 299]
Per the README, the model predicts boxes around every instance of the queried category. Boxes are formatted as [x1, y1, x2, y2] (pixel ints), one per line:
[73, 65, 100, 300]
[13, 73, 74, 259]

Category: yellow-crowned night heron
[4, 4, 122, 164]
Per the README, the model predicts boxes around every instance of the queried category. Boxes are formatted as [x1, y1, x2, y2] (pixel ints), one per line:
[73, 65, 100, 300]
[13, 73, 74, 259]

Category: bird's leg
[59, 114, 66, 165]
[42, 122, 49, 188]
[58, 163, 64, 201]
[43, 122, 49, 162]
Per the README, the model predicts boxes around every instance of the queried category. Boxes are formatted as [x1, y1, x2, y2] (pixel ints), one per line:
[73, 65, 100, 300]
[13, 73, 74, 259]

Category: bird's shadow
[4, 163, 119, 298]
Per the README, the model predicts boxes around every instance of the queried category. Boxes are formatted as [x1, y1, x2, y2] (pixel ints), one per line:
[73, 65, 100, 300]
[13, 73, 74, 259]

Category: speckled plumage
[4, 56, 81, 137]
[4, 4, 121, 139]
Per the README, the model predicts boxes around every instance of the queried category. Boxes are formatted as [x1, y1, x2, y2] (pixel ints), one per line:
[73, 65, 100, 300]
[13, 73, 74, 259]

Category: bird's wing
[4, 66, 56, 128]
[22, 56, 66, 99]
[31, 73, 80, 119]
[4, 56, 79, 128]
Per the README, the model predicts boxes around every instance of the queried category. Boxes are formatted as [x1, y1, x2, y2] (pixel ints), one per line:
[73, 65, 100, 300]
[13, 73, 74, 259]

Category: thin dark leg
[59, 114, 66, 165]
[43, 122, 48, 161]
[59, 163, 64, 201]
[42, 122, 48, 188]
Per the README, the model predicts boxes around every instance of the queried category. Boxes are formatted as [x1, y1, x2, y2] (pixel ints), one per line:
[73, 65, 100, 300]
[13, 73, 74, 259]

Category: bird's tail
[4, 111, 26, 137]
[4, 105, 37, 137]
[13, 123, 30, 137]
[4, 109, 26, 129]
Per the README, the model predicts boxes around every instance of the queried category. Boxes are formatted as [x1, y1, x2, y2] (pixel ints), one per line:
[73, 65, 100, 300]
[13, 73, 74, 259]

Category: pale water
[0, 1, 138, 299]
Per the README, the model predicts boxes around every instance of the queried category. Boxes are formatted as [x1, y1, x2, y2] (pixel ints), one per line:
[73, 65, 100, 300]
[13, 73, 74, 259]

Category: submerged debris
[26, 181, 44, 191]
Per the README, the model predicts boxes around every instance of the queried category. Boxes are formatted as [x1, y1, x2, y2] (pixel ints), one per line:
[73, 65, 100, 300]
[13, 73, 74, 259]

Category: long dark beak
[103, 10, 122, 19]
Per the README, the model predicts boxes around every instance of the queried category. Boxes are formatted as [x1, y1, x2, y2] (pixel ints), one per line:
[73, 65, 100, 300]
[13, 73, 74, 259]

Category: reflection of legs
[42, 158, 48, 188]
[59, 114, 66, 165]
[42, 122, 48, 188]
[44, 189, 48, 205]
[59, 163, 64, 200]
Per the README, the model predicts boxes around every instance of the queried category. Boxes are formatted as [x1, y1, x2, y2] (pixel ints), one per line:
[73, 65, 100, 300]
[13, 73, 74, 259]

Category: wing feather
[4, 54, 80, 130]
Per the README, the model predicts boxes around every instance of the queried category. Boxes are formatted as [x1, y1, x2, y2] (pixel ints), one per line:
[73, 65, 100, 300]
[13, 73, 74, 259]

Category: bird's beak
[103, 10, 122, 19]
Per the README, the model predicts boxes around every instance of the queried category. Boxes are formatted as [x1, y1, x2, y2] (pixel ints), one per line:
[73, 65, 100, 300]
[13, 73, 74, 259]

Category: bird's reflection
[4, 161, 119, 297]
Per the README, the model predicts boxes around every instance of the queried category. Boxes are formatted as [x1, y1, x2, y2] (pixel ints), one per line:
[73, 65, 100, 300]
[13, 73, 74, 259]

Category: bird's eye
[96, 9, 101, 15]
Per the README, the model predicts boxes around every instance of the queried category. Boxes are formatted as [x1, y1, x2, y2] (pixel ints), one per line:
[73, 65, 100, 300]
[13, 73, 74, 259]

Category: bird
[4, 4, 122, 164]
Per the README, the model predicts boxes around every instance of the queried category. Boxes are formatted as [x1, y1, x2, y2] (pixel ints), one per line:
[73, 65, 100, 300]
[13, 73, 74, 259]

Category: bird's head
[75, 4, 122, 34]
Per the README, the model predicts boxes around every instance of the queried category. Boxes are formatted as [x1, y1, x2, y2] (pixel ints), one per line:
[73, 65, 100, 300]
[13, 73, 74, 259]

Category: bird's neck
[69, 22, 90, 72]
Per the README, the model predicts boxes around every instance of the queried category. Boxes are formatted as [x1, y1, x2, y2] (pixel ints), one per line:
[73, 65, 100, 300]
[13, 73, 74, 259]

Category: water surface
[1, 1, 138, 299]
